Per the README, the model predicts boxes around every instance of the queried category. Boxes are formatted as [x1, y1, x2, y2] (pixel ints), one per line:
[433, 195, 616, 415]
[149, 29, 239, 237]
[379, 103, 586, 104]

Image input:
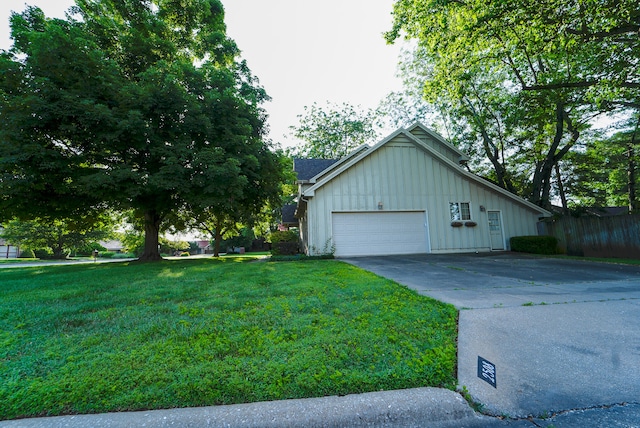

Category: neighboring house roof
[293, 158, 339, 181]
[301, 123, 551, 217]
[99, 240, 124, 251]
[281, 204, 299, 225]
[550, 205, 630, 217]
[584, 206, 629, 217]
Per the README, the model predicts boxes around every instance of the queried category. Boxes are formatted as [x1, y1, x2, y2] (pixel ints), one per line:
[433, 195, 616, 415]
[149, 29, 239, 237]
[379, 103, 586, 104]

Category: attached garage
[294, 123, 551, 257]
[332, 211, 430, 257]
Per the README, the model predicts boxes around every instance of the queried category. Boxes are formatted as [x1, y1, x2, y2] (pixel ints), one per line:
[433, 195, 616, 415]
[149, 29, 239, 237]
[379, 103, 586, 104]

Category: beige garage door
[332, 211, 429, 257]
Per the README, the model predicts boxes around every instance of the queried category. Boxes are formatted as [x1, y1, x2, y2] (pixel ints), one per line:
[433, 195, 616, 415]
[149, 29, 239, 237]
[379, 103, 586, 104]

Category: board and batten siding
[407, 126, 463, 164]
[305, 137, 541, 255]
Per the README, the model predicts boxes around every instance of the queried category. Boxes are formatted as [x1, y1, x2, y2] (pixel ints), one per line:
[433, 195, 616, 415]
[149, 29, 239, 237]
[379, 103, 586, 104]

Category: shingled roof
[281, 204, 298, 225]
[293, 158, 339, 181]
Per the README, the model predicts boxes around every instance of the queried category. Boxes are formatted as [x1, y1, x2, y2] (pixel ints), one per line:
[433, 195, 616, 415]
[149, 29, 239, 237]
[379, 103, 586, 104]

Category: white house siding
[305, 136, 542, 256]
[407, 126, 463, 164]
[0, 245, 19, 258]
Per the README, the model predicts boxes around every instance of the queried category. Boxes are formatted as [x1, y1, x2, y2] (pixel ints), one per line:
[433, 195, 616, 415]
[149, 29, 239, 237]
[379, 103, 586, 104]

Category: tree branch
[523, 81, 640, 91]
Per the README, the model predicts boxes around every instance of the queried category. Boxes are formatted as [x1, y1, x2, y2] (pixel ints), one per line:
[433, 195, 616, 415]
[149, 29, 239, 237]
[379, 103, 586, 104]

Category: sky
[0, 0, 406, 148]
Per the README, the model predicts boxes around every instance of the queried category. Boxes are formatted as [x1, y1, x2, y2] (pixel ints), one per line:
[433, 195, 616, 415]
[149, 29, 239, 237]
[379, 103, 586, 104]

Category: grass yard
[0, 258, 457, 420]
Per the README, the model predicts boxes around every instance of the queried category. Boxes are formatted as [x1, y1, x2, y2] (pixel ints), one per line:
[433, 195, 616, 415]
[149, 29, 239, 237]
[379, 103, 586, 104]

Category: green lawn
[0, 258, 40, 264]
[0, 258, 457, 420]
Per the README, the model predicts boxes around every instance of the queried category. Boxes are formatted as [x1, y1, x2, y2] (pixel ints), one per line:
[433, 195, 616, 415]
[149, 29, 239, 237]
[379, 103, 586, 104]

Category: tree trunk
[465, 98, 516, 193]
[628, 115, 639, 213]
[139, 210, 163, 261]
[53, 245, 67, 259]
[213, 219, 222, 257]
[530, 101, 580, 210]
[628, 142, 637, 213]
[555, 163, 569, 214]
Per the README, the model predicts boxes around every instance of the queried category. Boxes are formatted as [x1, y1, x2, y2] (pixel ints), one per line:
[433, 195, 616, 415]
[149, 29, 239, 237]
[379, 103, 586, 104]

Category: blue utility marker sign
[478, 356, 497, 388]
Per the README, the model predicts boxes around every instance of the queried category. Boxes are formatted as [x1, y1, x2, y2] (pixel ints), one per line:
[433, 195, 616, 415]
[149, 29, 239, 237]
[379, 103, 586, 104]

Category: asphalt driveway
[343, 253, 640, 419]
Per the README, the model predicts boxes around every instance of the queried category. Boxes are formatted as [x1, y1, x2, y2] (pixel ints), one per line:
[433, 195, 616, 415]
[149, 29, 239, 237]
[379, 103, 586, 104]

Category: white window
[450, 202, 471, 221]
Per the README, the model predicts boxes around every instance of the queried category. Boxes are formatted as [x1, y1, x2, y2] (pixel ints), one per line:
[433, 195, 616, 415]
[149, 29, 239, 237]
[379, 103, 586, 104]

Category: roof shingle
[293, 158, 339, 181]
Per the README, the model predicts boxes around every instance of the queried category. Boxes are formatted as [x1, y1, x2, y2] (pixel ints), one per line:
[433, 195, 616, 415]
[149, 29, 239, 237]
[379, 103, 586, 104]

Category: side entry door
[487, 211, 505, 250]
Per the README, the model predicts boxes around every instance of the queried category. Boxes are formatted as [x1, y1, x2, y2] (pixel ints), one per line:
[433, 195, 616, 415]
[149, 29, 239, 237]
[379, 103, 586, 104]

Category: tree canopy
[0, 0, 284, 260]
[289, 102, 380, 159]
[386, 0, 640, 209]
[2, 215, 114, 259]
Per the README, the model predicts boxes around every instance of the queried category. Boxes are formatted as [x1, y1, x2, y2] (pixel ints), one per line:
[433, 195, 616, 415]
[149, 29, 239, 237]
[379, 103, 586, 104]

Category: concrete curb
[0, 388, 499, 428]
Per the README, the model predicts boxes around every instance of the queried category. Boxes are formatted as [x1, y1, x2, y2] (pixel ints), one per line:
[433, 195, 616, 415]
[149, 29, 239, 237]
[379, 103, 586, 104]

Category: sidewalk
[1, 388, 638, 427]
[0, 388, 514, 428]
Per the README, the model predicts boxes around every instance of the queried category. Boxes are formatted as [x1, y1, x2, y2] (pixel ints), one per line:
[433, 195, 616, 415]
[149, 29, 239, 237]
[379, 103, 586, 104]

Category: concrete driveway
[343, 253, 640, 419]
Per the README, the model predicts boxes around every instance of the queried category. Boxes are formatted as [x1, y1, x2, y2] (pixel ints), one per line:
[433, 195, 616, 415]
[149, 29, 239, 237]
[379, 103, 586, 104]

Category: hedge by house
[269, 231, 299, 256]
[510, 235, 559, 255]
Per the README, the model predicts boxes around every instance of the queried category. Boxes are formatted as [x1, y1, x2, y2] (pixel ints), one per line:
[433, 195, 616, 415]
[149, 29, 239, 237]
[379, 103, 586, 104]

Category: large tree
[187, 147, 288, 256]
[0, 0, 282, 261]
[386, 0, 640, 209]
[289, 102, 380, 159]
[564, 115, 640, 211]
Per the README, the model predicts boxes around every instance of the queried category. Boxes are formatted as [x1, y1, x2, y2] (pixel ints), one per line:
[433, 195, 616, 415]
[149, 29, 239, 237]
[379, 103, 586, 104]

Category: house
[294, 123, 551, 257]
[0, 226, 20, 258]
[98, 240, 124, 253]
[0, 239, 19, 258]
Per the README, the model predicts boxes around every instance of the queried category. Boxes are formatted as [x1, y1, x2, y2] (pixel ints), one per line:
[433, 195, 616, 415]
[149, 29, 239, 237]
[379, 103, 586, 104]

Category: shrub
[19, 249, 35, 258]
[75, 242, 107, 256]
[180, 252, 190, 257]
[112, 253, 136, 259]
[269, 230, 299, 243]
[224, 227, 255, 250]
[99, 251, 116, 259]
[510, 235, 559, 255]
[33, 248, 53, 259]
[269, 230, 299, 256]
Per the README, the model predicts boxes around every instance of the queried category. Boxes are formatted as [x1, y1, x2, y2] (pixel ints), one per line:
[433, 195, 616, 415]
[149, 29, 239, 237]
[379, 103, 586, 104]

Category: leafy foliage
[269, 230, 299, 256]
[564, 116, 640, 210]
[0, 1, 284, 261]
[386, 0, 640, 208]
[1, 217, 113, 259]
[289, 102, 380, 159]
[510, 235, 559, 255]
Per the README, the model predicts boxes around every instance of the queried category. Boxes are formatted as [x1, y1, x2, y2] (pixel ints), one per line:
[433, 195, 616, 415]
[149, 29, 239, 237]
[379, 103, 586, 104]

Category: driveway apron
[343, 253, 640, 418]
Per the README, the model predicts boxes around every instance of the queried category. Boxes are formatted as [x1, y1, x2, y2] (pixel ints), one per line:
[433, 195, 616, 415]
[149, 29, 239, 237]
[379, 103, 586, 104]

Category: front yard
[0, 258, 457, 420]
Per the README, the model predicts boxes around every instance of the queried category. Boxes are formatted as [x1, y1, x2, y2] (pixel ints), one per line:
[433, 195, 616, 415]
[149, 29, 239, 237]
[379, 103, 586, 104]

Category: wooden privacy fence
[537, 214, 640, 259]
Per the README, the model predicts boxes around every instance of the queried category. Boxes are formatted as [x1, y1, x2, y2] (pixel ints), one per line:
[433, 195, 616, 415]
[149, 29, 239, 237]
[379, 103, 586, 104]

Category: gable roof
[293, 158, 339, 181]
[302, 124, 551, 217]
[281, 203, 299, 224]
[293, 144, 370, 183]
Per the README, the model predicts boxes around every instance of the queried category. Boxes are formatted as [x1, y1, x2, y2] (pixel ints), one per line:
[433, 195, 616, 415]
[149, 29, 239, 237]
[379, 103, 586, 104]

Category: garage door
[332, 211, 429, 257]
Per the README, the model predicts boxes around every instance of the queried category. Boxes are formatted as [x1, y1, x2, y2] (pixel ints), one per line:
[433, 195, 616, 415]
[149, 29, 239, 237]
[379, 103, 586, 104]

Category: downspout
[299, 196, 311, 255]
